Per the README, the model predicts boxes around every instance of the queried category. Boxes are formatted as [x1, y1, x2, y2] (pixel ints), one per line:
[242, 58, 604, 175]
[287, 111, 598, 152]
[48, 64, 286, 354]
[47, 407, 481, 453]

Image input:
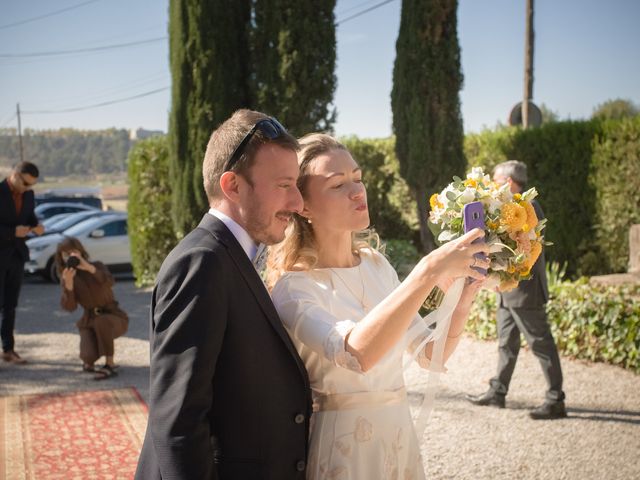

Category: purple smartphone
[462, 201, 487, 276]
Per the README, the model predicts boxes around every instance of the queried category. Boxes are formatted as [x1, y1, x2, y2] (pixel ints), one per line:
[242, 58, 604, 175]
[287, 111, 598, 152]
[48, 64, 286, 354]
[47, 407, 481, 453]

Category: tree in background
[391, 0, 465, 252]
[539, 103, 560, 124]
[252, 0, 337, 136]
[592, 98, 640, 120]
[168, 0, 251, 237]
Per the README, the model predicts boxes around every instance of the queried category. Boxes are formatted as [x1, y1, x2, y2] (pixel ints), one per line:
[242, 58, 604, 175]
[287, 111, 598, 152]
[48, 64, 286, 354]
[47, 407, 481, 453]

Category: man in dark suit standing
[0, 161, 44, 364]
[135, 109, 312, 479]
[466, 160, 566, 420]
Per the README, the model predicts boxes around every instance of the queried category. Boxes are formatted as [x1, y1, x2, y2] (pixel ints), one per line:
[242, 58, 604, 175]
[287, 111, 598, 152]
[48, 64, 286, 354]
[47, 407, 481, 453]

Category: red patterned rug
[0, 387, 147, 479]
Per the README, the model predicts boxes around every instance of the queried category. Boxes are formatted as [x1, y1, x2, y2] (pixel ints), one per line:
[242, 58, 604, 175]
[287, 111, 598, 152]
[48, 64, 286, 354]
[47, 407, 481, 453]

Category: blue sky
[1, 0, 638, 138]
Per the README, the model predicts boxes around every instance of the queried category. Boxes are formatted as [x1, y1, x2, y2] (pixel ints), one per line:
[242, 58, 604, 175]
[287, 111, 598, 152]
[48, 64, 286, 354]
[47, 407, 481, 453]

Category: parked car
[40, 210, 113, 237]
[36, 190, 103, 210]
[34, 202, 99, 220]
[25, 212, 131, 282]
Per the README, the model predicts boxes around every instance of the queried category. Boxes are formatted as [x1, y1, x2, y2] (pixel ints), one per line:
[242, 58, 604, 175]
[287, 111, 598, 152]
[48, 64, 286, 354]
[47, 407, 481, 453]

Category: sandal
[94, 365, 118, 381]
[82, 364, 96, 373]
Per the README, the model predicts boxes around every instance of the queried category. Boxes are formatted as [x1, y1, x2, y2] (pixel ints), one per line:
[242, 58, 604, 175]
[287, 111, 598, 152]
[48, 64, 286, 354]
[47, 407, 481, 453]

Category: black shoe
[529, 401, 567, 420]
[465, 390, 505, 408]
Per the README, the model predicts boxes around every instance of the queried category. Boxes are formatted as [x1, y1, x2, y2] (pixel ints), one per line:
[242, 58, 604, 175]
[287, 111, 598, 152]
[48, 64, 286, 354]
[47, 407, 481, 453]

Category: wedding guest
[0, 161, 44, 364]
[56, 237, 128, 380]
[465, 160, 566, 419]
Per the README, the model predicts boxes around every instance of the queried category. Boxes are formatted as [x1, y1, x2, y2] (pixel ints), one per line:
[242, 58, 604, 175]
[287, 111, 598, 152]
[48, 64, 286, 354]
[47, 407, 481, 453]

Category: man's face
[10, 171, 37, 194]
[493, 172, 520, 194]
[237, 144, 303, 245]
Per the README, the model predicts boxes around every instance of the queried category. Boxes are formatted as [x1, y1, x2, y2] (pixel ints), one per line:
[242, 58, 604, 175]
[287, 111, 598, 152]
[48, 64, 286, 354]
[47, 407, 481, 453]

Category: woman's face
[302, 149, 369, 235]
[60, 249, 81, 262]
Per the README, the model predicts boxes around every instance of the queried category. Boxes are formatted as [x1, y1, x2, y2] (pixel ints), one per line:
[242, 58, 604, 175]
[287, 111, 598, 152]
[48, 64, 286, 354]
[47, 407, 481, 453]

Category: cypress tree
[391, 0, 465, 252]
[252, 0, 337, 136]
[168, 0, 251, 237]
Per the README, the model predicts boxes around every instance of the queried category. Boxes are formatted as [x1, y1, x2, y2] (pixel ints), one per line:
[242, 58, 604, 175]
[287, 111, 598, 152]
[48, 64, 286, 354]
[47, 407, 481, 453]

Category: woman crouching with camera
[55, 237, 128, 380]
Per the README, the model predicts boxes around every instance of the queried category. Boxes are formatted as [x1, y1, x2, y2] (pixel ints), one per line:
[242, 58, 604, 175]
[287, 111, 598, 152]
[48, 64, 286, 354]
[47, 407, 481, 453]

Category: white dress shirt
[208, 208, 260, 261]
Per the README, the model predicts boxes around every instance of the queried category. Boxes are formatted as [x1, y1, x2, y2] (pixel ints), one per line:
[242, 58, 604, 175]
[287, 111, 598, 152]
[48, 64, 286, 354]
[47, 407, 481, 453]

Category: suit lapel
[0, 180, 17, 221]
[197, 215, 310, 387]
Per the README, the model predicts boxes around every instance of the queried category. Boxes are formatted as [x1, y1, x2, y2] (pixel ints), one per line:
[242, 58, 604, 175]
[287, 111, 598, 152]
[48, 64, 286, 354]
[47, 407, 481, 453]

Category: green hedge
[466, 272, 640, 373]
[589, 117, 640, 273]
[465, 117, 640, 277]
[127, 136, 177, 287]
[341, 136, 417, 242]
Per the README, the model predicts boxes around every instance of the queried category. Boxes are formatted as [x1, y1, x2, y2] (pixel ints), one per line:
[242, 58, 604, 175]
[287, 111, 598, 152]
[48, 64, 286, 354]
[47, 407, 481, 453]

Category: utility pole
[522, 0, 534, 129]
[16, 103, 24, 162]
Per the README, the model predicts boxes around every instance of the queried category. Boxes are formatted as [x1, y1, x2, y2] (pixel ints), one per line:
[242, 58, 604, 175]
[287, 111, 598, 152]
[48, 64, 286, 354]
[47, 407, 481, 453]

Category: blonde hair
[266, 133, 381, 288]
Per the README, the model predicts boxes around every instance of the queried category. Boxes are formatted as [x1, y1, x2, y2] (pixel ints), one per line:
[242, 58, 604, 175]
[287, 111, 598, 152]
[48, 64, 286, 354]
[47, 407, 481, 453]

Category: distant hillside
[0, 127, 162, 176]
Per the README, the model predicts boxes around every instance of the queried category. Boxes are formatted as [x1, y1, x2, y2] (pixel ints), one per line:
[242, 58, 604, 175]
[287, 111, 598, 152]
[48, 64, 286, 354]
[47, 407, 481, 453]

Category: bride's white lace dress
[272, 249, 433, 480]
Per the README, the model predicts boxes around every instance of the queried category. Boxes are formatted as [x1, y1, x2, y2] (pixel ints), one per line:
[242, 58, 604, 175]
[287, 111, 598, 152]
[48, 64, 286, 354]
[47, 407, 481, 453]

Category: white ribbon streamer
[403, 277, 465, 439]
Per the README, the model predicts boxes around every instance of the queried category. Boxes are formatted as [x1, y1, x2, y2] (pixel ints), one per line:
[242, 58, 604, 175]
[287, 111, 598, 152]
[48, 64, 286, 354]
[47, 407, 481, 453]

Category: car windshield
[49, 211, 98, 231]
[42, 213, 69, 229]
[63, 216, 114, 237]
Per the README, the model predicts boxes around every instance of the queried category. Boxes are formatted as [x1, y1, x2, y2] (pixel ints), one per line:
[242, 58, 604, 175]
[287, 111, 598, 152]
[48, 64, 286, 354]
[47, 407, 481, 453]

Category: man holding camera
[0, 161, 44, 364]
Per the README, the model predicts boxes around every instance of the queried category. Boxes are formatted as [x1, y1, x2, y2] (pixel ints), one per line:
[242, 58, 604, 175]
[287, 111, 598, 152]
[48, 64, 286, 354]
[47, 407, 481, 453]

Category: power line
[336, 0, 398, 25]
[22, 86, 169, 114]
[336, 0, 381, 17]
[0, 36, 167, 58]
[0, 0, 104, 30]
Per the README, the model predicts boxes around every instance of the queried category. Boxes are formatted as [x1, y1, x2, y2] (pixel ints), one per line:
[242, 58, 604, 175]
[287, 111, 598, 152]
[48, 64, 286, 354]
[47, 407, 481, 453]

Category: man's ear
[219, 171, 241, 202]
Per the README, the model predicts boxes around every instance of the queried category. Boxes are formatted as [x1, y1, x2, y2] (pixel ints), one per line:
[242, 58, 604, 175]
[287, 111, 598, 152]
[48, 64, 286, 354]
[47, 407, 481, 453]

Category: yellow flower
[513, 193, 522, 201]
[499, 202, 527, 232]
[464, 178, 478, 188]
[499, 278, 519, 292]
[521, 201, 538, 230]
[522, 240, 542, 269]
[487, 220, 499, 230]
[429, 193, 443, 210]
[507, 264, 516, 274]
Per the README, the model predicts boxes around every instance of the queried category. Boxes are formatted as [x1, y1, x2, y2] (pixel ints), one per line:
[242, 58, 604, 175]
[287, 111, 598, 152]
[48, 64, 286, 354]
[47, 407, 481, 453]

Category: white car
[34, 202, 99, 220]
[25, 213, 131, 282]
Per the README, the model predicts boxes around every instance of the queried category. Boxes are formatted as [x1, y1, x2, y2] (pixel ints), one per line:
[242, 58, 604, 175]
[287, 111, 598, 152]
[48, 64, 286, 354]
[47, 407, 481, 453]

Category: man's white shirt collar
[208, 208, 259, 261]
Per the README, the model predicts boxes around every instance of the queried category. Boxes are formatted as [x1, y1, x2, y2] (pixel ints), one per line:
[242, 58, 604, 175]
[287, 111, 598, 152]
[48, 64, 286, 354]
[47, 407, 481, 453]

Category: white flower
[459, 187, 477, 204]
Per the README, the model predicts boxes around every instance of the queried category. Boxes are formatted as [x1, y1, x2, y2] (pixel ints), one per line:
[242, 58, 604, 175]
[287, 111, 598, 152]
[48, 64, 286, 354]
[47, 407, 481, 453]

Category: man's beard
[244, 199, 291, 246]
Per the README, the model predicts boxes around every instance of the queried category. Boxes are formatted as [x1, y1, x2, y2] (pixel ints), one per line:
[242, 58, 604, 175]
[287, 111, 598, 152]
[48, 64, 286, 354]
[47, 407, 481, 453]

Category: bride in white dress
[268, 134, 489, 479]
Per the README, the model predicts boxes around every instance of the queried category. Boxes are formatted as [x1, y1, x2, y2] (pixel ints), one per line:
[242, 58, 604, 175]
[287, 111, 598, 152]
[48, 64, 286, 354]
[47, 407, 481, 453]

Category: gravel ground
[2, 277, 639, 479]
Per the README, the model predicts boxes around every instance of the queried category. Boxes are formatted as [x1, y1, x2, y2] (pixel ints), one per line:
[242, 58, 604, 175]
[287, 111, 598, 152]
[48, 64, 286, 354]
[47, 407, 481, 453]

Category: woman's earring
[307, 218, 312, 224]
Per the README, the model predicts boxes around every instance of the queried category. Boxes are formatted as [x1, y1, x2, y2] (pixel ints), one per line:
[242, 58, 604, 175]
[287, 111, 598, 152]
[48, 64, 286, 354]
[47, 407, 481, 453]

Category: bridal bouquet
[428, 167, 548, 292]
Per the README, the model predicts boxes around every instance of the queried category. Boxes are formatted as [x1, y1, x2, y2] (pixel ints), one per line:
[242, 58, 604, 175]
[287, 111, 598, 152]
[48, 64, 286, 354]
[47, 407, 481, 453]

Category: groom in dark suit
[466, 160, 566, 420]
[135, 109, 312, 479]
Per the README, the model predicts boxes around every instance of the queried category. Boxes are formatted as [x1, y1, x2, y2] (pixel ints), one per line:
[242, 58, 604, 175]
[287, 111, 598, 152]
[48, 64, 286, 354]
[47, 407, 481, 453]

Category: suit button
[294, 413, 305, 424]
[296, 460, 306, 471]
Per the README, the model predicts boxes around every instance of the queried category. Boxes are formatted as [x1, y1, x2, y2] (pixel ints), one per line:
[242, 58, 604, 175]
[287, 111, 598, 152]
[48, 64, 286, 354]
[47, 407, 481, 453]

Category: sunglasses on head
[223, 117, 287, 172]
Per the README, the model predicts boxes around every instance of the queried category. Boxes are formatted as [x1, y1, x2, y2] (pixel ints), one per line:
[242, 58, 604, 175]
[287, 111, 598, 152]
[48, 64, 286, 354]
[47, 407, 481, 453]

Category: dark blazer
[0, 179, 38, 264]
[500, 200, 549, 309]
[135, 214, 312, 480]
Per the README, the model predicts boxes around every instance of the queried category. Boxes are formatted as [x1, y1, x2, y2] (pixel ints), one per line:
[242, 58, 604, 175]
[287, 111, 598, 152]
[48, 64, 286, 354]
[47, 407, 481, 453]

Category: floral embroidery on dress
[353, 416, 373, 442]
[334, 440, 352, 457]
[324, 320, 363, 373]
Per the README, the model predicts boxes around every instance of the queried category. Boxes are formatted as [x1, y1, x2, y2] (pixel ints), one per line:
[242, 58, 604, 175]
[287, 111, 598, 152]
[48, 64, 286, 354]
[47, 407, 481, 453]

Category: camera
[65, 256, 80, 269]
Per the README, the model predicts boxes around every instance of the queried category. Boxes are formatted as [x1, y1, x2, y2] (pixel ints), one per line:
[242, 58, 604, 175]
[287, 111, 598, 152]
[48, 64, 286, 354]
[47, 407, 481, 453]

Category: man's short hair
[202, 109, 299, 201]
[14, 161, 39, 178]
[493, 160, 527, 187]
